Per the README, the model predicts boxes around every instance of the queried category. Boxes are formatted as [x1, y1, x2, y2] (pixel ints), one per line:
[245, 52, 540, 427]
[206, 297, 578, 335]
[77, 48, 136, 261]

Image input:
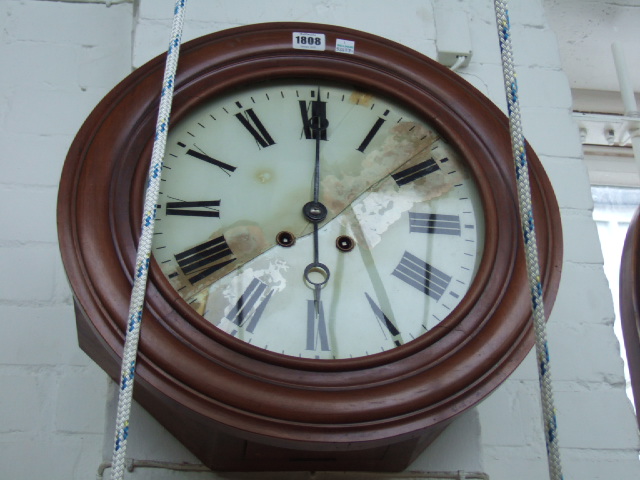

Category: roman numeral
[299, 98, 328, 140]
[306, 300, 330, 351]
[392, 158, 440, 186]
[392, 251, 451, 301]
[409, 212, 461, 236]
[185, 148, 237, 173]
[235, 108, 275, 148]
[364, 293, 402, 346]
[357, 111, 388, 152]
[174, 236, 235, 285]
[225, 278, 273, 333]
[165, 200, 221, 218]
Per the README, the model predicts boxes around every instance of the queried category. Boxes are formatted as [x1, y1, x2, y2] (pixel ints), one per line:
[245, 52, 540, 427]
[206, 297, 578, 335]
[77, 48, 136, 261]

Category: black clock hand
[305, 88, 328, 218]
[312, 90, 324, 205]
[302, 88, 330, 315]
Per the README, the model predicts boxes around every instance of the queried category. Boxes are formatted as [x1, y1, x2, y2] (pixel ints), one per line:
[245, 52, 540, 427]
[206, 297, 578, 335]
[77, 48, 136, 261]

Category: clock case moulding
[57, 22, 563, 472]
[620, 206, 640, 427]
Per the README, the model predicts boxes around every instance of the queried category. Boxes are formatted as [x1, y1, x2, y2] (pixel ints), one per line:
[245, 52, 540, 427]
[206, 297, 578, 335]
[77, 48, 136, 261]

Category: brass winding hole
[276, 231, 296, 247]
[336, 235, 355, 252]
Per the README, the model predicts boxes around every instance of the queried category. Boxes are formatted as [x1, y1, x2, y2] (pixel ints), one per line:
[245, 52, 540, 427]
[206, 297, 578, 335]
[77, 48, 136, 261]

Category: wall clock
[57, 23, 562, 471]
[620, 206, 640, 426]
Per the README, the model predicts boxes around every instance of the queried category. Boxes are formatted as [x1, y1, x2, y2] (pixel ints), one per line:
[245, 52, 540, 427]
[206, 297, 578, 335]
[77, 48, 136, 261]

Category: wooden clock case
[57, 23, 563, 471]
[620, 206, 640, 426]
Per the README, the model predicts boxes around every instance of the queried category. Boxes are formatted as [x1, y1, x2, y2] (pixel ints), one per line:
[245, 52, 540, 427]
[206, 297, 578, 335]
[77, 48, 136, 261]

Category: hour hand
[303, 260, 330, 306]
[305, 259, 329, 329]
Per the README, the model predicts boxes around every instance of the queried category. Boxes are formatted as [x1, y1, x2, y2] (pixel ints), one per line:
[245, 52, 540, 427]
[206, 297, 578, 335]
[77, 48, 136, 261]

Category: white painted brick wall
[127, 2, 640, 479]
[1, 0, 639, 479]
[0, 1, 133, 479]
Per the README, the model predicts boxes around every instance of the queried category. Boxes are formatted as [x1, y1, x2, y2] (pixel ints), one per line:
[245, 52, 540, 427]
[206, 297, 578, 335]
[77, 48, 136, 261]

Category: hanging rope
[492, 2, 564, 480]
[102, 3, 563, 479]
[109, 1, 187, 479]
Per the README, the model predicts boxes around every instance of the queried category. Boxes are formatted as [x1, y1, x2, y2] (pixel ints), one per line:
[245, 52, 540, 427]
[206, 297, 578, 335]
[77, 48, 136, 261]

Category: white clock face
[151, 80, 485, 359]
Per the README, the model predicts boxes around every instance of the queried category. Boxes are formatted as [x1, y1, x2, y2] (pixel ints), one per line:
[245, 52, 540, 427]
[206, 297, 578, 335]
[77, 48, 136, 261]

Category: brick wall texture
[0, 0, 638, 479]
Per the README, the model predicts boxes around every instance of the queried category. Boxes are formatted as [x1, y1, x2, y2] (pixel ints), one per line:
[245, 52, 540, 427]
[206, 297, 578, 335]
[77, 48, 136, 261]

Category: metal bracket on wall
[434, 8, 473, 70]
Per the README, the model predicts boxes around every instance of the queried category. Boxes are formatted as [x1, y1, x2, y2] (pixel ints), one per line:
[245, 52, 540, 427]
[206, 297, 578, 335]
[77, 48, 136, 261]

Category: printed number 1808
[292, 32, 326, 51]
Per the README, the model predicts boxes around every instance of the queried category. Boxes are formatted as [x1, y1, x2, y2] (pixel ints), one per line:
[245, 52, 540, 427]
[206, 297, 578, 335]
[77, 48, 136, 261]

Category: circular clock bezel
[58, 23, 562, 449]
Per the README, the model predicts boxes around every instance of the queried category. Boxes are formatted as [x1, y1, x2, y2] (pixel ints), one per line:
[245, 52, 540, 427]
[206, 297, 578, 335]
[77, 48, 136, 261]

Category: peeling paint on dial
[151, 80, 484, 359]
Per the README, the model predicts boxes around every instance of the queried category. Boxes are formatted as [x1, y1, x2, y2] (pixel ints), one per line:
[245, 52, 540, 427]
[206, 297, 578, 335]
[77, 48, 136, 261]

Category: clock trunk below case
[75, 302, 446, 471]
[138, 384, 447, 472]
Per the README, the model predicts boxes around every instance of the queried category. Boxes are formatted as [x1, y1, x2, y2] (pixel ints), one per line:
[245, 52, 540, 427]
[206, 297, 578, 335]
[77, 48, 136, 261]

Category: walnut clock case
[57, 23, 562, 471]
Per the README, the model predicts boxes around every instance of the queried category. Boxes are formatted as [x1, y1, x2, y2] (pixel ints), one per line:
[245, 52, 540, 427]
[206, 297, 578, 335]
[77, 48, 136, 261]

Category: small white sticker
[335, 38, 355, 54]
[292, 32, 326, 51]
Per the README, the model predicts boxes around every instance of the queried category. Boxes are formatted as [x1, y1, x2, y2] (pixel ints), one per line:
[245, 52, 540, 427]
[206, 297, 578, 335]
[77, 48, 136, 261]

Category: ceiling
[543, 0, 640, 95]
[542, 0, 640, 186]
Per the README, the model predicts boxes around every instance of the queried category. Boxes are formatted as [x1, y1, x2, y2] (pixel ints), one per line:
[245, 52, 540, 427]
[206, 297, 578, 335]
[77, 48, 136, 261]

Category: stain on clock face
[151, 80, 485, 359]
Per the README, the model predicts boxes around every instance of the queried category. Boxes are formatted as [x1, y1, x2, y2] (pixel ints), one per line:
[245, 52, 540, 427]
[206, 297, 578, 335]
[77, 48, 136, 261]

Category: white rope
[492, 2, 564, 479]
[109, 1, 187, 479]
[103, 4, 563, 479]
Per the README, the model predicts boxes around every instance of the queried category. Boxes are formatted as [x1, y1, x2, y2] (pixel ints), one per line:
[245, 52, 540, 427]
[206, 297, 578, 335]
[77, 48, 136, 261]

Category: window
[592, 185, 640, 407]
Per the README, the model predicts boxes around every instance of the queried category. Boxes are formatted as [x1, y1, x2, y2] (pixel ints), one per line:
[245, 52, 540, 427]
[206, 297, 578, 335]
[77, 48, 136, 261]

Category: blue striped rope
[109, 1, 187, 479]
[493, 2, 564, 479]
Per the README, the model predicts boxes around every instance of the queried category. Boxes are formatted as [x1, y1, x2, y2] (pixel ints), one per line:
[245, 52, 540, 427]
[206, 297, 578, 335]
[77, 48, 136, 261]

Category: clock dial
[151, 81, 484, 359]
